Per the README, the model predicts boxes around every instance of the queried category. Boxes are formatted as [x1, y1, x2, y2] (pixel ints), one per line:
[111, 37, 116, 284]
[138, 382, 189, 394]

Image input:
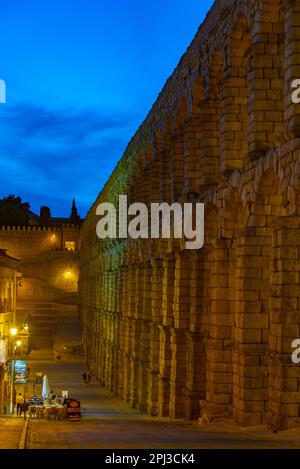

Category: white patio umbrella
[42, 374, 51, 399]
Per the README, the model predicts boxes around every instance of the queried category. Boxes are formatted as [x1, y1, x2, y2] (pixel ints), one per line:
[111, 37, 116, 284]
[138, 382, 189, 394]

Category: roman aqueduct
[79, 0, 300, 430]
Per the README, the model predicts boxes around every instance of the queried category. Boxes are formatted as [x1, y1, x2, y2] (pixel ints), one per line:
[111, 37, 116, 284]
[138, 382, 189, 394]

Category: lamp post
[19, 323, 30, 356]
[9, 327, 17, 415]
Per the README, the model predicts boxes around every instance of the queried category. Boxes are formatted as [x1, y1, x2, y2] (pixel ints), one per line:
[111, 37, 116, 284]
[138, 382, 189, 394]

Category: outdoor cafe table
[29, 404, 66, 420]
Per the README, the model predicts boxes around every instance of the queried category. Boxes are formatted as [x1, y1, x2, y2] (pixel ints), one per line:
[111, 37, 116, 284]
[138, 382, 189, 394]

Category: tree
[39, 206, 52, 226]
[69, 198, 81, 225]
[0, 195, 30, 226]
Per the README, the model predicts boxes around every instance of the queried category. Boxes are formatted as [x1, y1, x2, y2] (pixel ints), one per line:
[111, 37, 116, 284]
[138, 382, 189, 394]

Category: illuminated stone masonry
[0, 225, 80, 351]
[79, 0, 300, 430]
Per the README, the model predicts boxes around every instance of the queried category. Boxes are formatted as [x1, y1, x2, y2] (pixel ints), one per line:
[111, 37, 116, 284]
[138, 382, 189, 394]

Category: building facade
[0, 224, 80, 354]
[79, 0, 300, 430]
[0, 249, 19, 414]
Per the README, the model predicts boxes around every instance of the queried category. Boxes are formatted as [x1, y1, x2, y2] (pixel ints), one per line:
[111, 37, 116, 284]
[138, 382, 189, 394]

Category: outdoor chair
[29, 406, 37, 419]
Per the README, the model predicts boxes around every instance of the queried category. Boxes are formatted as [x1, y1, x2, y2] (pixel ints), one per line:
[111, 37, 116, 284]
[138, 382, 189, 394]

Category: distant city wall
[0, 225, 80, 259]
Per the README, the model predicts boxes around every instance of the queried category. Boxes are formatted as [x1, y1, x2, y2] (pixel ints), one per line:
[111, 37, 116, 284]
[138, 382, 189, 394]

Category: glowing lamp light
[64, 270, 71, 279]
[10, 328, 17, 336]
[16, 340, 22, 347]
[23, 325, 29, 332]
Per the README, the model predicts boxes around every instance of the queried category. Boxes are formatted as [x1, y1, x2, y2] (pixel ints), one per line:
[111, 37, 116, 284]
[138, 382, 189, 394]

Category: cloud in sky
[0, 103, 139, 217]
[0, 0, 215, 217]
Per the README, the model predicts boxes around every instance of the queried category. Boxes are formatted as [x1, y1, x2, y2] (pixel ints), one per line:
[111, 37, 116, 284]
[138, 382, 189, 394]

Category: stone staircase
[28, 348, 55, 360]
[15, 381, 43, 399]
[16, 301, 55, 352]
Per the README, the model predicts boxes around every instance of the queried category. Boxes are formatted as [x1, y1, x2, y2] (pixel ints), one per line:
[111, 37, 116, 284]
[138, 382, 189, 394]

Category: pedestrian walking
[35, 370, 43, 385]
[21, 400, 29, 420]
[16, 393, 24, 416]
[87, 372, 92, 384]
[82, 371, 87, 384]
[13, 389, 16, 413]
[3, 400, 7, 415]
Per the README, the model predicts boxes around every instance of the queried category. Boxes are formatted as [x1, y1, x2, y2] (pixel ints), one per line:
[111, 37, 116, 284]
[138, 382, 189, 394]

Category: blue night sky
[0, 0, 214, 218]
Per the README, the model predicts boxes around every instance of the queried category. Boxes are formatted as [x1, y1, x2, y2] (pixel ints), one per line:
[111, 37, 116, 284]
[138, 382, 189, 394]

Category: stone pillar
[169, 251, 191, 418]
[160, 138, 172, 203]
[158, 325, 172, 417]
[158, 255, 174, 417]
[284, 0, 300, 137]
[130, 319, 141, 408]
[147, 258, 163, 416]
[169, 328, 187, 418]
[137, 262, 151, 411]
[201, 239, 233, 423]
[199, 98, 221, 187]
[112, 268, 121, 395]
[221, 72, 249, 173]
[185, 251, 208, 419]
[183, 117, 201, 195]
[170, 131, 184, 201]
[269, 220, 300, 430]
[173, 251, 191, 330]
[184, 332, 205, 419]
[117, 265, 128, 399]
[233, 228, 270, 426]
[123, 264, 135, 403]
[130, 264, 142, 408]
[248, 1, 284, 158]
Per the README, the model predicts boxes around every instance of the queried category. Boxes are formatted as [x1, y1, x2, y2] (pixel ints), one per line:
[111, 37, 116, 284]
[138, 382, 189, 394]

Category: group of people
[82, 371, 91, 385]
[14, 390, 68, 420]
[49, 391, 67, 405]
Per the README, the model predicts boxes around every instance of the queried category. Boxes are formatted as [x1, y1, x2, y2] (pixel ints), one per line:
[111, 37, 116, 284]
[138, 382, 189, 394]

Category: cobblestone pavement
[22, 360, 300, 449]
[0, 417, 25, 449]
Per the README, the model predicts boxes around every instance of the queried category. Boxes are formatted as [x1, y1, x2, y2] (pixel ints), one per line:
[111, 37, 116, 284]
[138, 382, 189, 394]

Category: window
[65, 241, 76, 252]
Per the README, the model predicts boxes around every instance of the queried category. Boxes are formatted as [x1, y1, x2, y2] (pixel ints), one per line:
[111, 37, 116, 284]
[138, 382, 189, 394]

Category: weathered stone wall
[18, 251, 78, 296]
[0, 225, 80, 301]
[0, 225, 80, 259]
[79, 0, 300, 430]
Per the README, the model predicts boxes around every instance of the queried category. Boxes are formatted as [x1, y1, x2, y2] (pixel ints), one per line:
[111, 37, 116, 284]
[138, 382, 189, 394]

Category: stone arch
[221, 15, 251, 173]
[249, 168, 287, 227]
[222, 187, 249, 239]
